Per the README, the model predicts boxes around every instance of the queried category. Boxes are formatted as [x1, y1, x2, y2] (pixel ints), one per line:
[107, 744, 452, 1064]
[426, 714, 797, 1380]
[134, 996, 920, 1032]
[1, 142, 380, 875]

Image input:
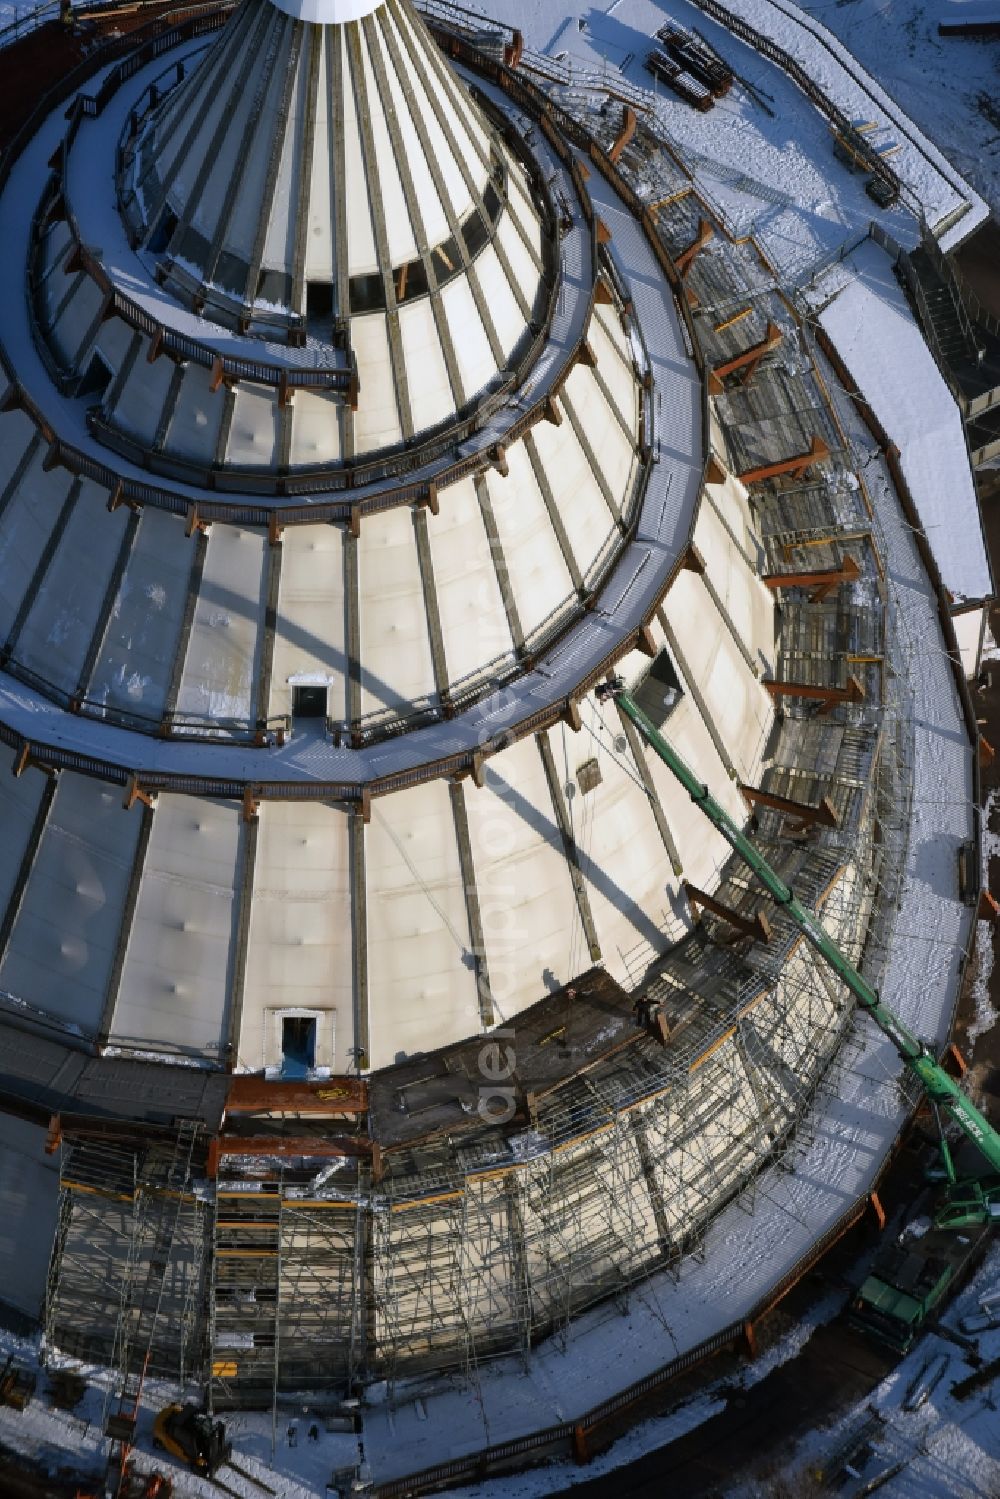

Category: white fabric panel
[0, 751, 47, 921]
[15, 480, 127, 695]
[110, 353, 177, 449]
[484, 448, 574, 638]
[50, 275, 103, 366]
[289, 390, 342, 467]
[398, 298, 454, 435]
[378, 23, 450, 249]
[393, 1, 490, 189]
[0, 1116, 59, 1319]
[473, 245, 523, 358]
[0, 775, 141, 1034]
[366, 779, 480, 1067]
[244, 39, 302, 268]
[0, 456, 73, 639]
[113, 795, 239, 1054]
[358, 504, 435, 715]
[351, 313, 402, 453]
[463, 734, 582, 1019]
[563, 364, 637, 506]
[175, 525, 267, 724]
[240, 801, 353, 1072]
[93, 318, 136, 374]
[185, 50, 260, 240]
[165, 364, 225, 467]
[441, 275, 496, 401]
[0, 411, 35, 492]
[305, 31, 334, 282]
[89, 508, 192, 723]
[341, 27, 379, 276]
[529, 416, 616, 583]
[496, 208, 541, 303]
[389, 5, 482, 218]
[359, 26, 418, 268]
[693, 501, 775, 676]
[428, 477, 512, 684]
[709, 470, 763, 564]
[954, 607, 984, 678]
[227, 385, 280, 467]
[670, 569, 773, 782]
[156, 30, 237, 207]
[569, 711, 688, 966]
[270, 523, 346, 722]
[588, 312, 638, 430]
[505, 164, 544, 263]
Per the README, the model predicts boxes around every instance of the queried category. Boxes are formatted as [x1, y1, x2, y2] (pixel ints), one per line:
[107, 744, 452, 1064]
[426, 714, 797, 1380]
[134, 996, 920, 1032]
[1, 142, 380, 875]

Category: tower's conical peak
[122, 0, 547, 345]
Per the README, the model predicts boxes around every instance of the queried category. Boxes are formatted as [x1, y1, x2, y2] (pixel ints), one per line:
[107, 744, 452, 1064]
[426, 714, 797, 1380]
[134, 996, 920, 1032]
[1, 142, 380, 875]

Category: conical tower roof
[120, 0, 549, 452]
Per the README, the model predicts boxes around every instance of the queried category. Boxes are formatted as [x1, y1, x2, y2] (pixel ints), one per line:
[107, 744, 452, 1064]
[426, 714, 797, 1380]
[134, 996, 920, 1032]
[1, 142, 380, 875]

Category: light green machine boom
[599, 681, 1000, 1224]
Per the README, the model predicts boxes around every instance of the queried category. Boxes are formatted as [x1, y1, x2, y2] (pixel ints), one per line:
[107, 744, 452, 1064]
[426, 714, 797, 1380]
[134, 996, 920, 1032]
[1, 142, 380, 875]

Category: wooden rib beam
[503, 28, 524, 68]
[739, 435, 830, 486]
[763, 554, 860, 601]
[739, 783, 839, 830]
[708, 321, 782, 395]
[609, 104, 637, 165]
[763, 675, 865, 713]
[684, 880, 771, 943]
[675, 218, 714, 277]
[123, 775, 156, 812]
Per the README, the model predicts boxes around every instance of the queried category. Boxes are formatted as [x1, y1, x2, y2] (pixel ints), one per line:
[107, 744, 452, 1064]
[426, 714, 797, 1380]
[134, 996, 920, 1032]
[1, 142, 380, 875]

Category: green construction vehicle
[595, 673, 1000, 1348]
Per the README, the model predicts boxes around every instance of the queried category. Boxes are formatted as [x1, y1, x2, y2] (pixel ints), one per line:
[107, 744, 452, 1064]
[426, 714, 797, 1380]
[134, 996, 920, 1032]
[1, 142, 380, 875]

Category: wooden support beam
[209, 355, 225, 394]
[763, 675, 865, 713]
[268, 512, 284, 547]
[869, 1191, 886, 1232]
[123, 775, 155, 812]
[470, 751, 486, 789]
[184, 504, 210, 538]
[684, 880, 771, 943]
[44, 1115, 62, 1156]
[242, 787, 260, 823]
[637, 623, 658, 658]
[682, 543, 706, 574]
[979, 734, 995, 768]
[595, 217, 613, 246]
[675, 217, 714, 277]
[762, 554, 861, 601]
[425, 481, 440, 515]
[12, 742, 31, 778]
[503, 28, 523, 68]
[945, 1041, 969, 1077]
[743, 1320, 758, 1359]
[978, 889, 1000, 923]
[492, 443, 509, 478]
[146, 328, 164, 364]
[576, 340, 598, 369]
[563, 698, 583, 733]
[707, 321, 782, 395]
[705, 453, 727, 486]
[350, 505, 362, 540]
[543, 394, 563, 426]
[105, 478, 139, 515]
[739, 435, 830, 486]
[594, 277, 614, 307]
[739, 783, 839, 830]
[608, 104, 637, 165]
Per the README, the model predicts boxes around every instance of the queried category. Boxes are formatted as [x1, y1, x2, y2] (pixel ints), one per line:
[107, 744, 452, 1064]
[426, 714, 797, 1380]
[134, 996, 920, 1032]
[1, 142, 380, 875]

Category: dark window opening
[77, 352, 113, 403]
[281, 1016, 316, 1078]
[177, 224, 210, 267]
[256, 268, 294, 307]
[307, 280, 334, 321]
[147, 207, 178, 254]
[395, 257, 429, 304]
[632, 649, 683, 730]
[483, 181, 503, 224]
[349, 272, 387, 315]
[461, 209, 490, 259]
[216, 250, 250, 297]
[432, 235, 462, 285]
[293, 685, 328, 719]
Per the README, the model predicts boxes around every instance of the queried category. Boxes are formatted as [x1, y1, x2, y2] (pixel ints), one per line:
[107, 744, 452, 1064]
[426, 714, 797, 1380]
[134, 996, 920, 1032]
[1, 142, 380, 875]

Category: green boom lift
[596, 676, 1000, 1344]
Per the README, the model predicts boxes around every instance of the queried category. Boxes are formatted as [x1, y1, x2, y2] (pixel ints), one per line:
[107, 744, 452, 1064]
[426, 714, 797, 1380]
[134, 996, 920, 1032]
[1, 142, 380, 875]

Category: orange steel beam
[674, 218, 714, 277]
[762, 553, 861, 602]
[224, 1074, 368, 1115]
[684, 881, 771, 943]
[739, 435, 829, 486]
[763, 674, 865, 714]
[609, 104, 638, 165]
[708, 321, 782, 394]
[739, 783, 839, 830]
[503, 29, 524, 68]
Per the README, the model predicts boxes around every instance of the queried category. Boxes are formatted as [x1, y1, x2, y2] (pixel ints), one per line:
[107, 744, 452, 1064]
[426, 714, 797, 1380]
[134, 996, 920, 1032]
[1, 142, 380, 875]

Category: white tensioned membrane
[270, 0, 382, 18]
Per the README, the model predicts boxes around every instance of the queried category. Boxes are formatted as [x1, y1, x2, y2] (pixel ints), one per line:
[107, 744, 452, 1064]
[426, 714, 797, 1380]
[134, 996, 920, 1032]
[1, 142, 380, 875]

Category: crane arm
[607, 684, 1000, 1179]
